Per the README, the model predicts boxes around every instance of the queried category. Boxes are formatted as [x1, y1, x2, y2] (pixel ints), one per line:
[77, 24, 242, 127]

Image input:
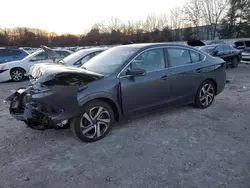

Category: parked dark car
[4, 43, 226, 142]
[199, 44, 241, 68]
[207, 40, 226, 45]
[234, 40, 250, 62]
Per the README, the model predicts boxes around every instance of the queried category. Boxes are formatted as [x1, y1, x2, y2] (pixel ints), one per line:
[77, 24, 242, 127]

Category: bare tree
[184, 0, 203, 38]
[143, 13, 160, 32]
[200, 0, 229, 39]
[169, 6, 185, 40]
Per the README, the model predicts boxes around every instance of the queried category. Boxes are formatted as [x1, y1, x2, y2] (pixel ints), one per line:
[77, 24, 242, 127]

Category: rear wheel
[10, 68, 25, 82]
[194, 80, 215, 109]
[70, 100, 114, 142]
[231, 57, 239, 68]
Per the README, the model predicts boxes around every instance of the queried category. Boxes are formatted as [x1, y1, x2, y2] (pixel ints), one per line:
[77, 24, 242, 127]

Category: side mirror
[126, 68, 146, 77]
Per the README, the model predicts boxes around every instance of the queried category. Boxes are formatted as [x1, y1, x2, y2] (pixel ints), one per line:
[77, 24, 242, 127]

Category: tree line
[0, 0, 249, 47]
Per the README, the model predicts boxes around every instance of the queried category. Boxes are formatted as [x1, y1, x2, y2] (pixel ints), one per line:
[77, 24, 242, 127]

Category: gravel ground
[0, 64, 250, 188]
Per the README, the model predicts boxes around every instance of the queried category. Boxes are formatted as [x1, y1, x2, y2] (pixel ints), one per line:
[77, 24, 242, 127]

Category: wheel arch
[10, 67, 27, 74]
[206, 78, 218, 95]
[78, 92, 122, 122]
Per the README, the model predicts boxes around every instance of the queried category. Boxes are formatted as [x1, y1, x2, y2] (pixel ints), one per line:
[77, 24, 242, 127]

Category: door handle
[160, 75, 168, 80]
[195, 68, 203, 73]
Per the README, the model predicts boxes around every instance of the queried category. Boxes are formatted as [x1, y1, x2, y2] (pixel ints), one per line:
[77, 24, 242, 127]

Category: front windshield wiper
[81, 66, 87, 70]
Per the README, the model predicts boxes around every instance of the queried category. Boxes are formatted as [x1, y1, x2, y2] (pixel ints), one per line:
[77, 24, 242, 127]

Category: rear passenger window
[167, 48, 191, 67]
[190, 51, 200, 63]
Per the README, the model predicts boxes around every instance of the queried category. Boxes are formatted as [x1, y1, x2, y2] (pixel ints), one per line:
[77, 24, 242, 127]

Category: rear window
[235, 41, 244, 47]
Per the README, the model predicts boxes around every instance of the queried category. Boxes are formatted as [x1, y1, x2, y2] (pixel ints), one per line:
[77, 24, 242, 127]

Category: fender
[78, 91, 123, 120]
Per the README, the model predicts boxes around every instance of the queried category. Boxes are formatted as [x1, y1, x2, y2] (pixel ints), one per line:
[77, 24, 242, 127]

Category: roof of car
[119, 42, 192, 49]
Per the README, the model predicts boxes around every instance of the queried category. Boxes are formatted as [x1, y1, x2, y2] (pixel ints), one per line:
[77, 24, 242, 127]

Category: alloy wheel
[11, 70, 23, 81]
[80, 106, 111, 138]
[199, 83, 214, 107]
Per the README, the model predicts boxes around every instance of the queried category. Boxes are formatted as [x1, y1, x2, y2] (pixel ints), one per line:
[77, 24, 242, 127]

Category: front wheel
[194, 80, 216, 109]
[70, 100, 114, 143]
[10, 68, 25, 82]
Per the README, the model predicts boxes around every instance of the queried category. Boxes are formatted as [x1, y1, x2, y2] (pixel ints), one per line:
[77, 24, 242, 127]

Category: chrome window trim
[117, 46, 167, 78]
[117, 45, 207, 78]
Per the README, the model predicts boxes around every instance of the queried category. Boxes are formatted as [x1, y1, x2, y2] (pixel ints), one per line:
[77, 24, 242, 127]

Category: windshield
[61, 49, 91, 64]
[81, 46, 138, 75]
[199, 46, 216, 54]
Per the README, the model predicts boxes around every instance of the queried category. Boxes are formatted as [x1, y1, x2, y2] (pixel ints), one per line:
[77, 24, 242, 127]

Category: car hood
[1, 60, 21, 67]
[29, 63, 104, 81]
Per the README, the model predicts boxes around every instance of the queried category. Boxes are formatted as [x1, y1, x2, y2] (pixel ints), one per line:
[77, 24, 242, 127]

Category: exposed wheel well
[206, 78, 217, 95]
[86, 97, 120, 122]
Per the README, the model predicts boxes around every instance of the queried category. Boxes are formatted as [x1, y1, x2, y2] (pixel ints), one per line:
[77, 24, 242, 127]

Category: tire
[70, 100, 114, 143]
[194, 80, 216, 109]
[10, 68, 25, 82]
[231, 57, 239, 68]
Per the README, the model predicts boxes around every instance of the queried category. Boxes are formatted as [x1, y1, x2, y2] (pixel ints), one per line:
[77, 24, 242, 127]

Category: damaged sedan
[4, 43, 226, 142]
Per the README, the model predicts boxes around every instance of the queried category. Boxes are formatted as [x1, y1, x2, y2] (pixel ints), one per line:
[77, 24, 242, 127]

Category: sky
[1, 0, 186, 35]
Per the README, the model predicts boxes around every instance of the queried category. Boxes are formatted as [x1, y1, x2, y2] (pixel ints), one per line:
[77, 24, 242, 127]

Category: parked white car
[0, 46, 72, 82]
[58, 47, 108, 67]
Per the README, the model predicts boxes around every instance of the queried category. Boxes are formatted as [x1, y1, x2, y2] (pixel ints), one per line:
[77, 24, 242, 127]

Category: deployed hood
[40, 45, 61, 60]
[29, 63, 104, 81]
[187, 39, 205, 47]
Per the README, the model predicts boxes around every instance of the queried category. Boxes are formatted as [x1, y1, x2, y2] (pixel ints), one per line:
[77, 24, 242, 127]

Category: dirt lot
[0, 64, 250, 188]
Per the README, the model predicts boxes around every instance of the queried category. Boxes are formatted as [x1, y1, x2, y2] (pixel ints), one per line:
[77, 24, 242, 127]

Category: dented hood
[29, 63, 104, 81]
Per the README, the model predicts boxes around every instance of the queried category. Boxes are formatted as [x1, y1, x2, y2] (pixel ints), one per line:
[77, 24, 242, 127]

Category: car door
[166, 47, 205, 103]
[119, 47, 172, 116]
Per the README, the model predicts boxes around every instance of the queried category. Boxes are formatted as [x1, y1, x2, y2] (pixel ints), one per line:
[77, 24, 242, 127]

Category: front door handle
[195, 68, 203, 73]
[160, 75, 168, 80]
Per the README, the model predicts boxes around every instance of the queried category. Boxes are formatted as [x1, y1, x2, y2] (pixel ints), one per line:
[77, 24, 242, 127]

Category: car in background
[0, 46, 72, 82]
[58, 47, 108, 67]
[206, 40, 226, 45]
[199, 44, 241, 68]
[234, 40, 250, 63]
[0, 47, 29, 64]
[5, 43, 226, 142]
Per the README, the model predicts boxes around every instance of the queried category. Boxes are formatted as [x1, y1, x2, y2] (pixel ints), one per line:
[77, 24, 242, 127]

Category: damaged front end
[4, 66, 103, 130]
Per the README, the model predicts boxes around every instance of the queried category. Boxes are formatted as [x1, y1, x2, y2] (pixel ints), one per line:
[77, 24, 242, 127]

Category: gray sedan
[5, 43, 226, 142]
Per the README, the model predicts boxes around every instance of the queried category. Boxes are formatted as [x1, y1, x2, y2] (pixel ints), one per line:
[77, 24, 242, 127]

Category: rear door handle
[195, 68, 203, 73]
[160, 75, 168, 80]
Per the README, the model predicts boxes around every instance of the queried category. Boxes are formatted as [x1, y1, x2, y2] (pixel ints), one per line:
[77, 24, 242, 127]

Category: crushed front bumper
[4, 84, 81, 130]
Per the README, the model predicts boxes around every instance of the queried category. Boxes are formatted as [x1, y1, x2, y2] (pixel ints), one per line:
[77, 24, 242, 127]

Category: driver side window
[127, 48, 165, 73]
